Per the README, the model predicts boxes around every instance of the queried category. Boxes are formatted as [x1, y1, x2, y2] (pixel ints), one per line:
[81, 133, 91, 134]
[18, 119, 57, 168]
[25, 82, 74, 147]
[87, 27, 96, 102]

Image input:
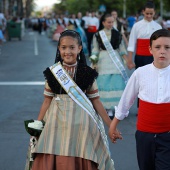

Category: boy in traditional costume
[127, 1, 162, 70]
[109, 29, 170, 170]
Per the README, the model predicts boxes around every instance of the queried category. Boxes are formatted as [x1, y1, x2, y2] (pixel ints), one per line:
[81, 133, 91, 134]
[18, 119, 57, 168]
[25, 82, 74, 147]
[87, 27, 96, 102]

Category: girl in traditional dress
[25, 30, 115, 170]
[91, 13, 128, 119]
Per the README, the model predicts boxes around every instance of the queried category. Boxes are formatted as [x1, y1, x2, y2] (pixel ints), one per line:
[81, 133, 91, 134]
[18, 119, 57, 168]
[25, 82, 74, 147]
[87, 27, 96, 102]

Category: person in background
[127, 1, 162, 70]
[137, 9, 144, 22]
[126, 13, 136, 34]
[76, 12, 85, 29]
[111, 9, 128, 46]
[91, 13, 128, 119]
[38, 17, 43, 34]
[109, 28, 170, 170]
[127, 1, 162, 110]
[75, 12, 89, 57]
[67, 14, 76, 30]
[86, 11, 99, 56]
[0, 13, 6, 42]
[82, 11, 90, 37]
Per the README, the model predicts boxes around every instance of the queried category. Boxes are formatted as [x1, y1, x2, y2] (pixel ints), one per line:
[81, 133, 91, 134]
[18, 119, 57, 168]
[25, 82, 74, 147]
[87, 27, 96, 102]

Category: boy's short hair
[150, 29, 170, 46]
[144, 1, 155, 10]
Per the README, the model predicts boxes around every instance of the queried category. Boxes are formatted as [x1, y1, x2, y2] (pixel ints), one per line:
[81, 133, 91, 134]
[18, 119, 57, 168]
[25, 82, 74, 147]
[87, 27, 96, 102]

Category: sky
[35, 0, 61, 10]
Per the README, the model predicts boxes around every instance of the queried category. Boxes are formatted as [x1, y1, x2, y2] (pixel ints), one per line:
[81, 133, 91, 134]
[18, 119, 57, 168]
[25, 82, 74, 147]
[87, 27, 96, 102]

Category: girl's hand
[109, 117, 122, 143]
[109, 128, 123, 143]
[92, 63, 98, 71]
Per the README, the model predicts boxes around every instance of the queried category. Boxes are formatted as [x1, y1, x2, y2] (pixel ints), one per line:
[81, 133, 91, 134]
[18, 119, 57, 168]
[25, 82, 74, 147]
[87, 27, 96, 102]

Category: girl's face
[59, 36, 82, 65]
[143, 8, 155, 22]
[149, 37, 170, 69]
[102, 16, 114, 30]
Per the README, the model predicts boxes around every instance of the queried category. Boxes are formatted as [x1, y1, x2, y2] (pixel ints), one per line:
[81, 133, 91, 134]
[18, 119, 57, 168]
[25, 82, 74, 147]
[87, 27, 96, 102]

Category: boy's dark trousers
[135, 130, 170, 170]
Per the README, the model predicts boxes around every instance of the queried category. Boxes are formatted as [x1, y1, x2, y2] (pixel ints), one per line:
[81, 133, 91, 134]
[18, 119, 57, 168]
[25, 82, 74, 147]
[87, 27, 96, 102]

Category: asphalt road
[0, 29, 139, 170]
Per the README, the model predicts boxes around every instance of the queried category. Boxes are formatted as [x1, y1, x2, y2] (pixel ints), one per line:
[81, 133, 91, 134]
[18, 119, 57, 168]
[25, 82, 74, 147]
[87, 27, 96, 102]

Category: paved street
[0, 29, 139, 170]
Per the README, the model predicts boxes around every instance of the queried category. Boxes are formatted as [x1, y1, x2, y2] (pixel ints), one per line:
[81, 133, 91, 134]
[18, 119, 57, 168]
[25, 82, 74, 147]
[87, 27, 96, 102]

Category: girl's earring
[78, 54, 80, 60]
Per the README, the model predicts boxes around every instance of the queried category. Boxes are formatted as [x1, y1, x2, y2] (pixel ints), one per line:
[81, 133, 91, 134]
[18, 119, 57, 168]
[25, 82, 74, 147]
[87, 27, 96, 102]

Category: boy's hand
[109, 117, 122, 143]
[109, 128, 123, 143]
[127, 60, 136, 70]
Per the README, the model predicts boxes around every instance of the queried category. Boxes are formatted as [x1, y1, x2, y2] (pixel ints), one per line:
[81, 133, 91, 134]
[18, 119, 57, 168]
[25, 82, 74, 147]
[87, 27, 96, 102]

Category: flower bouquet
[24, 119, 45, 137]
[89, 54, 98, 64]
[89, 55, 98, 70]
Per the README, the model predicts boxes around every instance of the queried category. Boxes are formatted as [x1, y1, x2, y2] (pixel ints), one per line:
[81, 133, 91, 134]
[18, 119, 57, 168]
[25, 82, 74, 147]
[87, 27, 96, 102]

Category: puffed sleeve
[43, 81, 55, 98]
[117, 39, 128, 57]
[91, 34, 100, 56]
[86, 80, 100, 100]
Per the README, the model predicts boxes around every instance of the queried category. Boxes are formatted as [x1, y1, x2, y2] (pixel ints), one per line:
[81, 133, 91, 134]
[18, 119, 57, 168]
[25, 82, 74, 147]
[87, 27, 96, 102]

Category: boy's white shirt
[115, 63, 170, 120]
[127, 19, 162, 52]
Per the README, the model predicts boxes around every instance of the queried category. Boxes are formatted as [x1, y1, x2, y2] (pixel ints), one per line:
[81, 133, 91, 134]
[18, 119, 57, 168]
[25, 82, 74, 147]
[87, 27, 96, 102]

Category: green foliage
[52, 0, 170, 17]
[35, 11, 42, 17]
[52, 3, 67, 14]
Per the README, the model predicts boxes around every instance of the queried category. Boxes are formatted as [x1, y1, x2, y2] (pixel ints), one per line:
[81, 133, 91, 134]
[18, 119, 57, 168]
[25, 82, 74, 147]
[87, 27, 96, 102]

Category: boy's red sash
[137, 99, 170, 133]
[136, 39, 152, 56]
[88, 26, 97, 33]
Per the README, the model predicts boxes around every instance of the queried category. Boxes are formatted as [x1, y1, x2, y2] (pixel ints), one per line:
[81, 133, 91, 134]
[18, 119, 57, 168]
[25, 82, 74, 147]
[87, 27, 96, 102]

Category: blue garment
[97, 74, 126, 109]
[0, 29, 4, 40]
[127, 16, 136, 28]
[75, 26, 89, 57]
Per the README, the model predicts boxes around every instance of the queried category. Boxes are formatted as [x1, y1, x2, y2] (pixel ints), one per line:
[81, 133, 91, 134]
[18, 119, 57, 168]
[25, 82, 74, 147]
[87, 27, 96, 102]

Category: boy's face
[143, 8, 155, 22]
[149, 37, 170, 69]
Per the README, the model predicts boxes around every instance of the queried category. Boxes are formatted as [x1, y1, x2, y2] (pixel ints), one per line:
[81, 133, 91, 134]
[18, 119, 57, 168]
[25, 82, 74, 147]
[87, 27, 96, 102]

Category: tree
[25, 0, 35, 17]
[52, 0, 170, 18]
[8, 0, 15, 16]
[16, 0, 23, 17]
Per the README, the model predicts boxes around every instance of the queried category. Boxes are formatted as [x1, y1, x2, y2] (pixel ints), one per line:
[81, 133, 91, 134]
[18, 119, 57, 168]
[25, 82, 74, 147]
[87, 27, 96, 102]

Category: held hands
[126, 56, 136, 70]
[109, 128, 123, 143]
[126, 60, 136, 70]
[109, 117, 122, 143]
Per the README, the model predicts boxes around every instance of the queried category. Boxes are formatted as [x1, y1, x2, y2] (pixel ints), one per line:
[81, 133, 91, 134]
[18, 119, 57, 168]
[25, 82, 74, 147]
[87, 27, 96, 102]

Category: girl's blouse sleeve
[117, 39, 128, 56]
[91, 34, 99, 56]
[43, 81, 55, 98]
[86, 80, 100, 100]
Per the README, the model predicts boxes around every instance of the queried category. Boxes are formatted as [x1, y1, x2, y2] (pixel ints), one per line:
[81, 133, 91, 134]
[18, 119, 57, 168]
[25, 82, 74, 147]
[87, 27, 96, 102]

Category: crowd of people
[24, 1, 170, 170]
[27, 7, 170, 55]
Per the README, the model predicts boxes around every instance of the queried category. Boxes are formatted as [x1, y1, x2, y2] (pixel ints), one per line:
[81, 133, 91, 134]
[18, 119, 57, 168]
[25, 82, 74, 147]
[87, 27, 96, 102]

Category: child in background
[91, 13, 128, 119]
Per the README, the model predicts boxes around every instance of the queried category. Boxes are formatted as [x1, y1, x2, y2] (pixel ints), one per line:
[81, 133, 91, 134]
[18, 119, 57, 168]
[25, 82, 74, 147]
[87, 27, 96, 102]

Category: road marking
[29, 32, 34, 35]
[0, 81, 45, 85]
[34, 34, 38, 56]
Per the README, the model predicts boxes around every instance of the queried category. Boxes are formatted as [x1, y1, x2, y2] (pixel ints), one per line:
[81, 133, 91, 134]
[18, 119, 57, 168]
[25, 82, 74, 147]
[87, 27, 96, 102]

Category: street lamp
[123, 0, 126, 18]
[160, 0, 163, 18]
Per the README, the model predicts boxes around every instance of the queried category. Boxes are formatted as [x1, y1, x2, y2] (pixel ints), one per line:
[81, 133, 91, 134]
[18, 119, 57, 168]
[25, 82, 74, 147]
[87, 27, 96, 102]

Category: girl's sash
[50, 62, 110, 153]
[99, 30, 129, 84]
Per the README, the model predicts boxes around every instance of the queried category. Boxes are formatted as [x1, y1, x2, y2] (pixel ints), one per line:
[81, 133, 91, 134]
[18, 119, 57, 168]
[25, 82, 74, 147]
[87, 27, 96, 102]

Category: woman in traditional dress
[91, 13, 128, 119]
[74, 12, 89, 57]
[25, 30, 115, 170]
[52, 16, 66, 42]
